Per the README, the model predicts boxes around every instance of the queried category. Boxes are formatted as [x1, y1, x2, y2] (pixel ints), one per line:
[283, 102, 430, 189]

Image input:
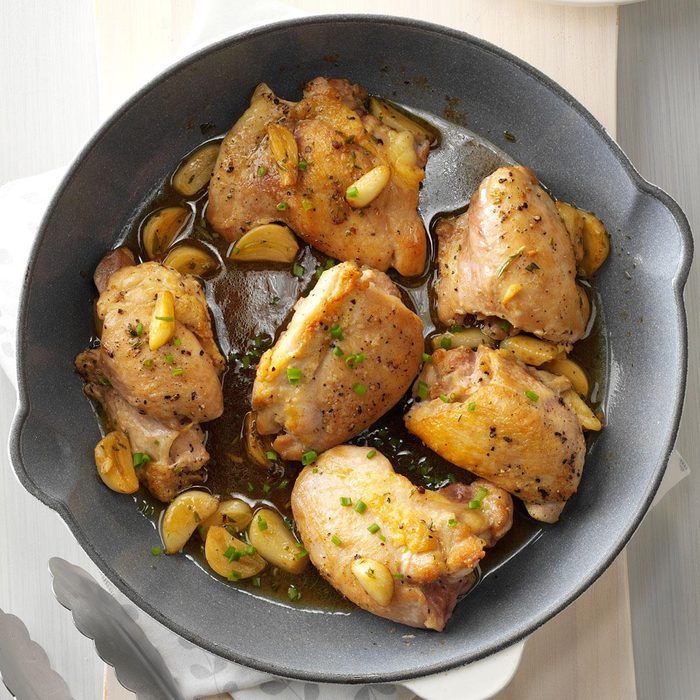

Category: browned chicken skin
[436, 165, 588, 343]
[207, 78, 429, 276]
[405, 345, 586, 522]
[252, 262, 423, 461]
[292, 445, 513, 630]
[76, 253, 224, 501]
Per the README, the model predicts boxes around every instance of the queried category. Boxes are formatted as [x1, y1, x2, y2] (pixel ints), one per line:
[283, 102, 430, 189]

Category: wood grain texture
[618, 2, 700, 699]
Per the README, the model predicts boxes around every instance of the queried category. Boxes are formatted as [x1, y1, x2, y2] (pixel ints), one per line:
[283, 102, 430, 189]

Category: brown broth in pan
[105, 105, 604, 611]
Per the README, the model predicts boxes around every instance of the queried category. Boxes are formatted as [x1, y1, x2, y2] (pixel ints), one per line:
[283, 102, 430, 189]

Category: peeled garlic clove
[555, 201, 585, 264]
[149, 290, 176, 351]
[369, 97, 438, 145]
[562, 389, 602, 431]
[542, 357, 590, 397]
[161, 490, 219, 554]
[163, 243, 220, 278]
[350, 558, 394, 607]
[242, 412, 274, 468]
[205, 526, 266, 580]
[579, 212, 610, 278]
[267, 123, 298, 187]
[500, 335, 559, 366]
[142, 207, 191, 260]
[431, 328, 492, 351]
[229, 224, 299, 263]
[172, 142, 221, 196]
[94, 430, 139, 494]
[199, 499, 254, 539]
[248, 508, 308, 574]
[345, 165, 391, 208]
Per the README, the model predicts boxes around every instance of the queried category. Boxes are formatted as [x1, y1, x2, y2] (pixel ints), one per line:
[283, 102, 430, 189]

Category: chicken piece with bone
[435, 165, 603, 344]
[207, 77, 431, 276]
[404, 345, 599, 523]
[252, 261, 423, 461]
[292, 445, 513, 630]
[76, 250, 225, 501]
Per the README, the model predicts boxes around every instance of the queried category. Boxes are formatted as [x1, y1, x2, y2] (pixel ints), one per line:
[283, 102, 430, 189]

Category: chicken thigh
[207, 78, 430, 276]
[76, 253, 225, 501]
[252, 262, 423, 461]
[404, 345, 586, 523]
[292, 445, 513, 630]
[436, 166, 588, 344]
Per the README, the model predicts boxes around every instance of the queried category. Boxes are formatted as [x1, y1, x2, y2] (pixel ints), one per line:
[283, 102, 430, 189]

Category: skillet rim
[8, 13, 693, 683]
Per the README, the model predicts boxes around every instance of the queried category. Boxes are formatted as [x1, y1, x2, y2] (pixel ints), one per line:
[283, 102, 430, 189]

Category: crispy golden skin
[405, 345, 586, 523]
[207, 77, 429, 276]
[292, 445, 513, 630]
[436, 165, 588, 343]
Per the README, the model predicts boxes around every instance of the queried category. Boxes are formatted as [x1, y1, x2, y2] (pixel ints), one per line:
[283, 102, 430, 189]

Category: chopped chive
[228, 570, 242, 581]
[367, 523, 380, 534]
[467, 402, 477, 412]
[286, 367, 302, 384]
[332, 346, 344, 357]
[262, 483, 271, 494]
[330, 323, 343, 340]
[292, 262, 304, 278]
[295, 547, 308, 559]
[164, 353, 174, 364]
[173, 337, 182, 347]
[331, 534, 343, 546]
[449, 324, 464, 333]
[468, 486, 489, 510]
[416, 380, 429, 400]
[355, 499, 367, 514]
[135, 322, 144, 336]
[247, 481, 254, 493]
[340, 496, 352, 506]
[171, 367, 184, 376]
[448, 518, 458, 528]
[439, 393, 452, 403]
[276, 201, 289, 210]
[440, 335, 452, 350]
[346, 185, 359, 198]
[278, 478, 290, 489]
[142, 358, 154, 368]
[244, 545, 257, 556]
[151, 546, 162, 556]
[422, 352, 432, 363]
[155, 315, 174, 322]
[287, 584, 300, 601]
[500, 320, 511, 333]
[266, 450, 278, 461]
[98, 375, 111, 386]
[133, 452, 151, 468]
[377, 533, 386, 542]
[302, 199, 314, 211]
[251, 576, 261, 587]
[352, 383, 367, 395]
[525, 389, 539, 402]
[298, 159, 308, 171]
[366, 450, 377, 460]
[257, 515, 268, 531]
[224, 546, 237, 561]
[257, 165, 268, 177]
[301, 450, 318, 466]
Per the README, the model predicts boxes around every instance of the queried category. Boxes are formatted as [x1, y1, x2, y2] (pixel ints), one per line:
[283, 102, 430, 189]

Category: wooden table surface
[1, 1, 697, 699]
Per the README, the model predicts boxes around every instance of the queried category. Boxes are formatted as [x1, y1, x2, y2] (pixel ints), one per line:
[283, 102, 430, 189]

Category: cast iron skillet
[9, 15, 693, 683]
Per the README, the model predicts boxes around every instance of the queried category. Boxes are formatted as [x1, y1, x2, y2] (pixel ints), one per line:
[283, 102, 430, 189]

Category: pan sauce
[111, 103, 604, 610]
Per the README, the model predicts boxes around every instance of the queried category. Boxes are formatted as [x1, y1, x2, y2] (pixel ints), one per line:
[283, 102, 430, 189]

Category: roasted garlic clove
[142, 207, 191, 260]
[431, 328, 492, 351]
[562, 390, 602, 431]
[94, 431, 139, 494]
[542, 357, 590, 397]
[242, 412, 274, 468]
[229, 224, 299, 263]
[199, 499, 254, 540]
[205, 526, 266, 580]
[149, 290, 176, 351]
[172, 142, 221, 196]
[369, 97, 438, 145]
[350, 558, 394, 607]
[248, 508, 308, 574]
[267, 123, 299, 187]
[345, 165, 391, 208]
[500, 335, 560, 366]
[161, 490, 219, 554]
[163, 243, 220, 278]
